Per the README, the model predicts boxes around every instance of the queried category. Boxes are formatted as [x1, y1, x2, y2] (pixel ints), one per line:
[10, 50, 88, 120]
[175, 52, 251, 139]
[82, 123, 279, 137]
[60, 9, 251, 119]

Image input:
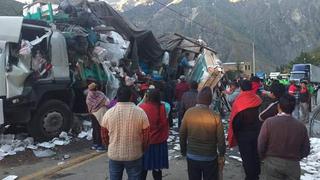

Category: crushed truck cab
[0, 16, 74, 140]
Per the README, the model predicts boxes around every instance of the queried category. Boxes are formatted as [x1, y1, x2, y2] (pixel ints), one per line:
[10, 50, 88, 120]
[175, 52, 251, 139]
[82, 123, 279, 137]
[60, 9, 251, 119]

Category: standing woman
[139, 89, 169, 180]
[86, 82, 109, 152]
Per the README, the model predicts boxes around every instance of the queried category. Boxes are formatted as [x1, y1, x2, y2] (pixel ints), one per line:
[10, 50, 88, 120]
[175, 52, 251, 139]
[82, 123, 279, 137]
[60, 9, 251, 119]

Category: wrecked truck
[0, 16, 99, 140]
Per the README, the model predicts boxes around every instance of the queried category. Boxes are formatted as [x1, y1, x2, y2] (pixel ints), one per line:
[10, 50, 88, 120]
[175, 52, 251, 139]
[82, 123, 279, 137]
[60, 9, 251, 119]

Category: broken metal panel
[0, 17, 23, 43]
[6, 61, 31, 98]
[96, 31, 130, 65]
[0, 41, 6, 97]
[50, 31, 70, 80]
[189, 49, 224, 90]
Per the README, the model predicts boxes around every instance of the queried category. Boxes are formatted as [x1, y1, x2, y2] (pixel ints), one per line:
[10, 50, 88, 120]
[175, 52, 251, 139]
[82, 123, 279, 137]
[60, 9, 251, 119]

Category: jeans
[187, 158, 218, 180]
[264, 157, 300, 180]
[109, 158, 143, 180]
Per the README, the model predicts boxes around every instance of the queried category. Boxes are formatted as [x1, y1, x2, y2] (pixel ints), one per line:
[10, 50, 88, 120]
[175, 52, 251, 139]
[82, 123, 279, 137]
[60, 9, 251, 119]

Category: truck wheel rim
[43, 111, 64, 134]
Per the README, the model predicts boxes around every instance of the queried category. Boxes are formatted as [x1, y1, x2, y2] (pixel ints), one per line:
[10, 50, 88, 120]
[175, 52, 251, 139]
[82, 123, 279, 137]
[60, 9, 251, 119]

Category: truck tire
[28, 100, 73, 141]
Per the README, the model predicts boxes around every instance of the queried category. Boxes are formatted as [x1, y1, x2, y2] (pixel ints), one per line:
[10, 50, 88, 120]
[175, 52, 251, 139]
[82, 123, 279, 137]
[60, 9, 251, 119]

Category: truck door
[0, 16, 23, 125]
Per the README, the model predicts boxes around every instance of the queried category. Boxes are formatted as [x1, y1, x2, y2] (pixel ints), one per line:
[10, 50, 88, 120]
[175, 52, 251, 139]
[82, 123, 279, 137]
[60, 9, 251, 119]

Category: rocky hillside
[114, 0, 320, 71]
[0, 0, 24, 16]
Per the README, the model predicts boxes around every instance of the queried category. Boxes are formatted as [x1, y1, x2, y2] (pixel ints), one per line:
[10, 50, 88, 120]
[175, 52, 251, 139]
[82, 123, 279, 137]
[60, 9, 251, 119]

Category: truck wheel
[28, 100, 73, 141]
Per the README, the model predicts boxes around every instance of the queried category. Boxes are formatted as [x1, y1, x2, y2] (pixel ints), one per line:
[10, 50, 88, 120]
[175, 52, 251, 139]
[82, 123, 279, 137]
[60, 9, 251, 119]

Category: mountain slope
[118, 0, 320, 71]
[0, 0, 24, 16]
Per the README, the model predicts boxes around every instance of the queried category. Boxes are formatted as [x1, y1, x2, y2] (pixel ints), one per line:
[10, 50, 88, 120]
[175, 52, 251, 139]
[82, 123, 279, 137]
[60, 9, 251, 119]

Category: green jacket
[180, 105, 226, 157]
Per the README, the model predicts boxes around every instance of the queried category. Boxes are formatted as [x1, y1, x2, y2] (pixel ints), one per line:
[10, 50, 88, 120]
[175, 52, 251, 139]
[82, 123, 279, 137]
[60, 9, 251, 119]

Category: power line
[153, 0, 217, 35]
[151, 0, 251, 46]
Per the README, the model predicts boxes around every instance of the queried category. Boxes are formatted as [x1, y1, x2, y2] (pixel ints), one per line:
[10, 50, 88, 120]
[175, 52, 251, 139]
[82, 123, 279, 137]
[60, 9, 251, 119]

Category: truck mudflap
[0, 99, 4, 125]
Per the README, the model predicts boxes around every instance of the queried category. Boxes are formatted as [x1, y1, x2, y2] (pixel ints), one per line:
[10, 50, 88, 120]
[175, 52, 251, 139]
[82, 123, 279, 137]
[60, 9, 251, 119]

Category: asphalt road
[47, 152, 244, 180]
[2, 92, 319, 180]
[0, 138, 245, 180]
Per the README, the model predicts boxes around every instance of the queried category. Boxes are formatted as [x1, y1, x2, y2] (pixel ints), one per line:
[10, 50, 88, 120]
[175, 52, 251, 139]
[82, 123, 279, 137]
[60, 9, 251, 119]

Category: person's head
[179, 75, 186, 82]
[190, 81, 199, 90]
[88, 82, 97, 91]
[290, 80, 295, 85]
[185, 52, 190, 58]
[229, 81, 239, 91]
[117, 86, 132, 102]
[146, 89, 161, 105]
[278, 94, 296, 114]
[239, 80, 252, 91]
[251, 76, 261, 83]
[197, 87, 212, 106]
[300, 81, 307, 88]
[269, 82, 285, 99]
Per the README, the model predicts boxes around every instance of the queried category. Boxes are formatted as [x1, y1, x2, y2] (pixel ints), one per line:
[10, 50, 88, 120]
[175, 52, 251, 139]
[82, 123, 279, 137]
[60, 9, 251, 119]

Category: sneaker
[96, 146, 106, 152]
[91, 144, 99, 150]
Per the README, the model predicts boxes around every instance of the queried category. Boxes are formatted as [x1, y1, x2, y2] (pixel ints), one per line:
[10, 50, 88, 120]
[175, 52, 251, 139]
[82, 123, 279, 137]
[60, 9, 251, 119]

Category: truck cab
[0, 16, 74, 140]
[290, 64, 309, 82]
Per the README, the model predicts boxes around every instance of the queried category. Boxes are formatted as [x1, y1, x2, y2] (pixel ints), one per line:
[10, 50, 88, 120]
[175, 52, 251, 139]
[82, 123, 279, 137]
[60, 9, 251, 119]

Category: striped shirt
[101, 102, 150, 161]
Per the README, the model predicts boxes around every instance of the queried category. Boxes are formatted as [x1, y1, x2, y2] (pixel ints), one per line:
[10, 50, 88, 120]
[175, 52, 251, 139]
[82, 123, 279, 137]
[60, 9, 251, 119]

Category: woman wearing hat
[86, 82, 109, 152]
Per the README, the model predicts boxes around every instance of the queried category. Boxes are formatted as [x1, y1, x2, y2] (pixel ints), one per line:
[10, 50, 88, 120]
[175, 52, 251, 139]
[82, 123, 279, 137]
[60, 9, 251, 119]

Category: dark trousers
[91, 115, 102, 146]
[187, 158, 218, 180]
[141, 170, 162, 180]
[238, 135, 261, 180]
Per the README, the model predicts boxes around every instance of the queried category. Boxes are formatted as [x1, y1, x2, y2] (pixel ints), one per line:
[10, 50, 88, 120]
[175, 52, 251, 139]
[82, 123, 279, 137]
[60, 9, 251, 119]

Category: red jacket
[228, 91, 262, 147]
[139, 102, 169, 144]
[288, 84, 297, 95]
[175, 82, 190, 101]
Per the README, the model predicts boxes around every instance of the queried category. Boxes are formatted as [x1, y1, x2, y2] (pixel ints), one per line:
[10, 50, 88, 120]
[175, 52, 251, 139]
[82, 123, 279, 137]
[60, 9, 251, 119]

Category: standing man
[180, 87, 226, 180]
[228, 80, 262, 180]
[179, 81, 199, 127]
[175, 75, 190, 102]
[300, 81, 310, 123]
[259, 82, 286, 122]
[101, 86, 150, 180]
[175, 75, 190, 127]
[225, 81, 240, 106]
[288, 80, 297, 96]
[177, 52, 193, 77]
[258, 94, 310, 180]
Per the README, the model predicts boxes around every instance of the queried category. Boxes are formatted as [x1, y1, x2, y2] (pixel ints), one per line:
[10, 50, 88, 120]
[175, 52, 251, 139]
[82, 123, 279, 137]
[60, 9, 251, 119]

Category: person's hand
[218, 156, 225, 170]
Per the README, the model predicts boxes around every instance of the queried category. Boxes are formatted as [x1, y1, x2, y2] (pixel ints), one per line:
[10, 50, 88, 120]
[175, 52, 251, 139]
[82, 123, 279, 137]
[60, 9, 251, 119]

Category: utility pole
[252, 42, 256, 75]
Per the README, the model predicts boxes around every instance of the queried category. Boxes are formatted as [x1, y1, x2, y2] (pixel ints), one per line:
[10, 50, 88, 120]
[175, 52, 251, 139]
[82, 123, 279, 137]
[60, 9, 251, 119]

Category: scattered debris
[63, 154, 71, 159]
[1, 175, 18, 180]
[0, 117, 92, 161]
[301, 138, 320, 180]
[13, 146, 25, 152]
[173, 145, 180, 151]
[57, 162, 65, 166]
[229, 155, 242, 162]
[86, 129, 93, 141]
[77, 131, 87, 139]
[37, 142, 55, 149]
[33, 149, 56, 158]
[26, 145, 38, 150]
[53, 139, 66, 146]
